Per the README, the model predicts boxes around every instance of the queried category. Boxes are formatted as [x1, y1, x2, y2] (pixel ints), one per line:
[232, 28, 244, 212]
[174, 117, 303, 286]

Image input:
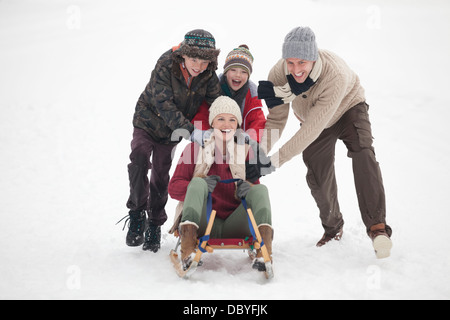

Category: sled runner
[169, 179, 273, 280]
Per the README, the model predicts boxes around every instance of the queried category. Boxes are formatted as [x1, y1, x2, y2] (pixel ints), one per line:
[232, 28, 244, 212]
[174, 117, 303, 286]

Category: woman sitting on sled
[168, 96, 273, 274]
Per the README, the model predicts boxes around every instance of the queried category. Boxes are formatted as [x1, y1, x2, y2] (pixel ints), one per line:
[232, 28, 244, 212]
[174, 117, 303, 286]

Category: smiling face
[211, 113, 238, 142]
[182, 55, 210, 77]
[225, 68, 249, 91]
[286, 58, 315, 83]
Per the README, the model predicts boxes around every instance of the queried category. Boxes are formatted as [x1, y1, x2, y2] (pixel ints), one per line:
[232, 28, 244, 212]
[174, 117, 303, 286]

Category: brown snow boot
[257, 225, 273, 258]
[369, 223, 392, 259]
[316, 226, 343, 247]
[252, 225, 273, 272]
[180, 224, 198, 265]
[255, 226, 273, 258]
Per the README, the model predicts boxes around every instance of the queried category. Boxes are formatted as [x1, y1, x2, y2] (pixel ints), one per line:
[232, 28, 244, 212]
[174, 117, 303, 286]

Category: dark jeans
[126, 128, 176, 226]
[302, 102, 392, 236]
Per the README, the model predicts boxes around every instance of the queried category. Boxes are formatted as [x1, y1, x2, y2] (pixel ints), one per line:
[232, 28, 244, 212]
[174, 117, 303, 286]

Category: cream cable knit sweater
[261, 49, 366, 167]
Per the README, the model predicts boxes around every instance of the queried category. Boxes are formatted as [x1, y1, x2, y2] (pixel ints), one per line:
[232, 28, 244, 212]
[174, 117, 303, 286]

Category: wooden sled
[170, 205, 274, 280]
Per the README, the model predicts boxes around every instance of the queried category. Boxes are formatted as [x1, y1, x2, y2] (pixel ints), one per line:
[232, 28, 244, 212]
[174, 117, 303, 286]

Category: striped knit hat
[223, 45, 254, 75]
[183, 29, 216, 49]
[176, 29, 220, 67]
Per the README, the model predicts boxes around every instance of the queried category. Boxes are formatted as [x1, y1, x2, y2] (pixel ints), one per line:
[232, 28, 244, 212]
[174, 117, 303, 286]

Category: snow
[1, 0, 450, 300]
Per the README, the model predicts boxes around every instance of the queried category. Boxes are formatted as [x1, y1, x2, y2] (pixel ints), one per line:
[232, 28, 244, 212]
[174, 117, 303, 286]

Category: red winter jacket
[191, 80, 266, 143]
[168, 141, 258, 220]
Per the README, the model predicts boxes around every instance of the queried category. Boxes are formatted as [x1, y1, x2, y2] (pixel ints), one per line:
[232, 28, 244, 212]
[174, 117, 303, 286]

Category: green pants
[181, 178, 272, 239]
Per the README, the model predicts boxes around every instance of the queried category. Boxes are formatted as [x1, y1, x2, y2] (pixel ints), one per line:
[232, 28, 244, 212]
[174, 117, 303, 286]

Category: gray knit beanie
[282, 27, 318, 61]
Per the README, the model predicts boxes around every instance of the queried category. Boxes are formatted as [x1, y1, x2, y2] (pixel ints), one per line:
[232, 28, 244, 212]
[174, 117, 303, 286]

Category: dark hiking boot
[117, 210, 146, 247]
[143, 222, 161, 253]
[316, 226, 343, 247]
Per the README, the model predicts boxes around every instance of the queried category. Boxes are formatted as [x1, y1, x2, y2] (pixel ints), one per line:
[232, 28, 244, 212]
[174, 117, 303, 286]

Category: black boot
[117, 210, 146, 247]
[143, 222, 161, 253]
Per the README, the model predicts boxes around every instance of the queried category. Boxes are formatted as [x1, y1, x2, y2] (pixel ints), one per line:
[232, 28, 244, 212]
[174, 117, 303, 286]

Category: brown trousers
[302, 102, 392, 237]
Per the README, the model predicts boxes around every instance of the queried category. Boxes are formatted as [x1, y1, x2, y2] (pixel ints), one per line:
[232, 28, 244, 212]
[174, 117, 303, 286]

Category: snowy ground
[1, 0, 450, 300]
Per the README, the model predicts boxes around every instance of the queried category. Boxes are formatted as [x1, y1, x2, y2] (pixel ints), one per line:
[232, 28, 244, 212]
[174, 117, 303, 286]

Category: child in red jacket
[192, 45, 266, 143]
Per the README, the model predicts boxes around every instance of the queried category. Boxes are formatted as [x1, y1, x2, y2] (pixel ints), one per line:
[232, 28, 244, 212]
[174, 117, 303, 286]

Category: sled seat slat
[206, 237, 254, 249]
